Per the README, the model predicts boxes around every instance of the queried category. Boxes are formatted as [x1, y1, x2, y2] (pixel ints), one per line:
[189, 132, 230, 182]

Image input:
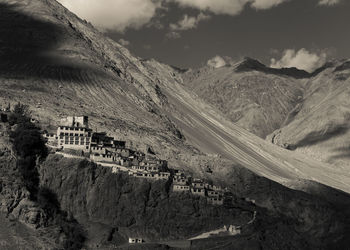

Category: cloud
[207, 56, 227, 68]
[165, 31, 182, 39]
[57, 0, 336, 34]
[118, 39, 130, 46]
[166, 13, 210, 39]
[170, 13, 210, 31]
[251, 0, 285, 9]
[57, 0, 162, 32]
[270, 48, 327, 72]
[318, 0, 341, 6]
[171, 0, 288, 15]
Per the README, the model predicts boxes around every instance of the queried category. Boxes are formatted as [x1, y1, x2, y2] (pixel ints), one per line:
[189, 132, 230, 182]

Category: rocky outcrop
[0, 137, 46, 229]
[0, 121, 86, 249]
[38, 154, 350, 249]
[39, 155, 254, 244]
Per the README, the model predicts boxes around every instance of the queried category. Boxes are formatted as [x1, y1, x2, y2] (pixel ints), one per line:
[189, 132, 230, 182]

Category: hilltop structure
[57, 116, 92, 152]
[46, 116, 230, 206]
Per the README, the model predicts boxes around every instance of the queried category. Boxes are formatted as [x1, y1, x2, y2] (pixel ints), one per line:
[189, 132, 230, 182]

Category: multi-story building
[91, 132, 114, 148]
[207, 190, 220, 198]
[173, 176, 188, 185]
[191, 187, 206, 196]
[60, 116, 88, 128]
[57, 116, 92, 152]
[192, 180, 205, 189]
[173, 184, 190, 192]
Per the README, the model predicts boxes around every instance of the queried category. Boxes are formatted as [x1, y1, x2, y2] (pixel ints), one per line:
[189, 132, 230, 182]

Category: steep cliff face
[39, 154, 350, 249]
[0, 120, 87, 249]
[0, 124, 47, 228]
[39, 155, 254, 245]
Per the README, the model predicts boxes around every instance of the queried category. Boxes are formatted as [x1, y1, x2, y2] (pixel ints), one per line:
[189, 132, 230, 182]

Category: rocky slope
[267, 60, 350, 169]
[182, 58, 306, 138]
[0, 0, 349, 248]
[0, 0, 349, 192]
[0, 0, 183, 149]
[0, 122, 86, 249]
[182, 57, 350, 181]
[1, 117, 349, 249]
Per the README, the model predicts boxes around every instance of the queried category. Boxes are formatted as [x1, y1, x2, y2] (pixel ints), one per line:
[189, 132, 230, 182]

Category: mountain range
[183, 56, 350, 174]
[0, 0, 349, 249]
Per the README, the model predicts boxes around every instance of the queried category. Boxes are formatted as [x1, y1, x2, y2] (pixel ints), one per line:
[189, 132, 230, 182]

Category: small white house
[228, 225, 241, 235]
[129, 237, 144, 244]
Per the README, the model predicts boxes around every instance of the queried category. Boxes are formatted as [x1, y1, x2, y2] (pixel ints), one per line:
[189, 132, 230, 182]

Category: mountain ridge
[182, 55, 350, 171]
[0, 0, 350, 248]
[1, 0, 349, 192]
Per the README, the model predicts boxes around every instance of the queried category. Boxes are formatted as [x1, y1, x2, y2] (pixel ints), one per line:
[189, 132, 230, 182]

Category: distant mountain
[183, 56, 350, 175]
[235, 57, 311, 79]
[267, 59, 350, 170]
[182, 58, 306, 138]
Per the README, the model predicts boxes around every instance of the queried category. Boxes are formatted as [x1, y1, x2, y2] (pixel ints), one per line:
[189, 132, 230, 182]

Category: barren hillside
[182, 57, 350, 186]
[0, 0, 350, 249]
[182, 58, 306, 138]
[0, 0, 349, 194]
[268, 60, 350, 170]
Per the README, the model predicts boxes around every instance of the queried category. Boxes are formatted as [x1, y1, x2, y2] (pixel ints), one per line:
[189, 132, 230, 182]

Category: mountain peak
[235, 57, 311, 79]
[235, 57, 266, 71]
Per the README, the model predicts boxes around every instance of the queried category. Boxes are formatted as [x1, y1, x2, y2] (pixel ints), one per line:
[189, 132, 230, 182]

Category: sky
[58, 0, 350, 72]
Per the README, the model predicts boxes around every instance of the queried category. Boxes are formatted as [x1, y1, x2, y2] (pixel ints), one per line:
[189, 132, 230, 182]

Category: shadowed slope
[0, 2, 108, 83]
[235, 57, 311, 79]
[0, 0, 349, 198]
[0, 0, 184, 152]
